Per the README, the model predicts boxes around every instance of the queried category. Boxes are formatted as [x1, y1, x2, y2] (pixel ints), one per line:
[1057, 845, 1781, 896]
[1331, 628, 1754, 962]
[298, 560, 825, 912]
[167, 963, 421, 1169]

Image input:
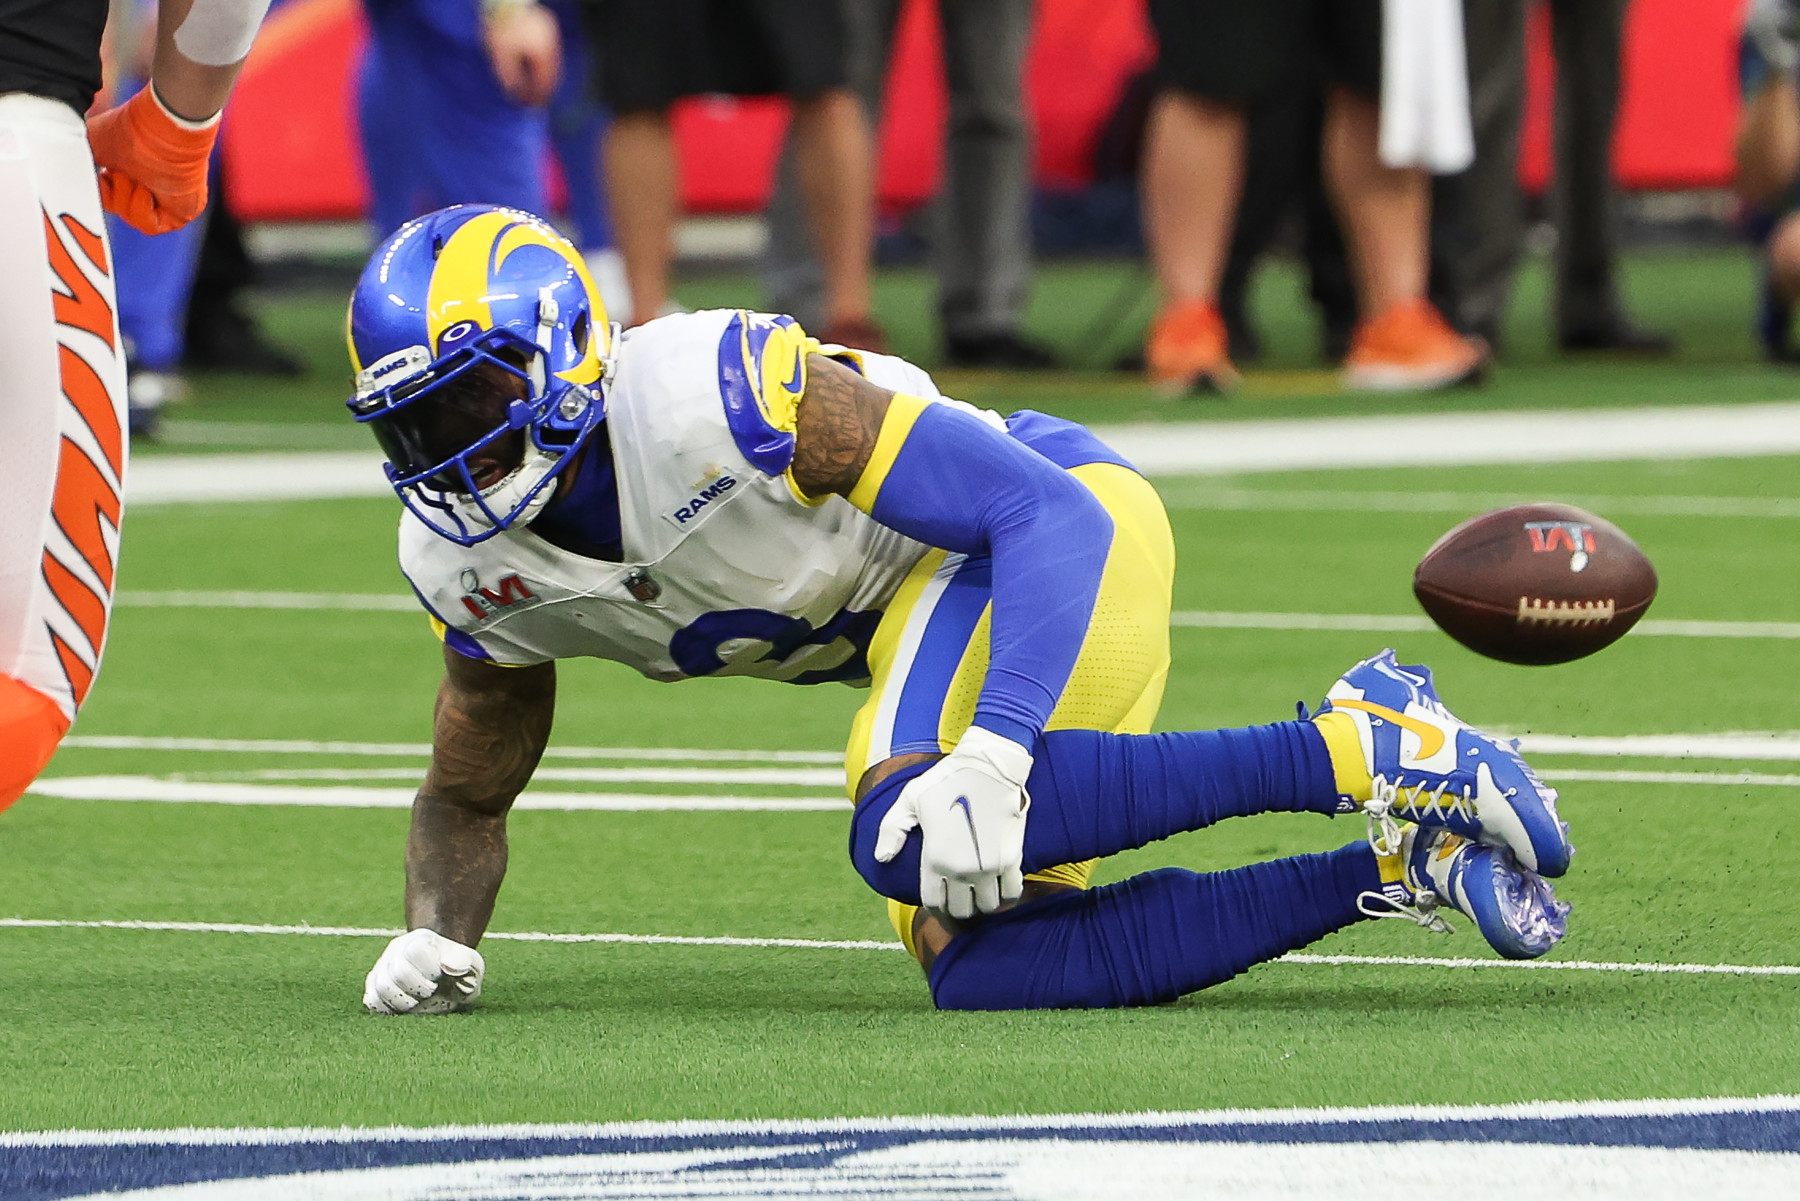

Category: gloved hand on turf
[874, 725, 1033, 919]
[363, 928, 485, 1015]
[86, 85, 220, 235]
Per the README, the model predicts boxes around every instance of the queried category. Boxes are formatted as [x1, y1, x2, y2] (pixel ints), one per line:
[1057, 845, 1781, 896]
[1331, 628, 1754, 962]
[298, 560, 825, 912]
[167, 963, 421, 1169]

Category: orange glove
[86, 86, 220, 236]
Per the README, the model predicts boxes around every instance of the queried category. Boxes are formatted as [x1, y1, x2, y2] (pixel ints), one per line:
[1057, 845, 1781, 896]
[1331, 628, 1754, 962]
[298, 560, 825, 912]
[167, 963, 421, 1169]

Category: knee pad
[847, 761, 935, 904]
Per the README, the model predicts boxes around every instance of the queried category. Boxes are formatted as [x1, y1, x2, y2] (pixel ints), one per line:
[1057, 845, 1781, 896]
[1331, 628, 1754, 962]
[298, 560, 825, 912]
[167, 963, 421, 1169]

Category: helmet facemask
[349, 324, 600, 545]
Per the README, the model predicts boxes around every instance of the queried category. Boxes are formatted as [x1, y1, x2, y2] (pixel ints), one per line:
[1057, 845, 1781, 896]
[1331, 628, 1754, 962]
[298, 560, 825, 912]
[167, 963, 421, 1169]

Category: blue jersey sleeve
[847, 395, 1115, 748]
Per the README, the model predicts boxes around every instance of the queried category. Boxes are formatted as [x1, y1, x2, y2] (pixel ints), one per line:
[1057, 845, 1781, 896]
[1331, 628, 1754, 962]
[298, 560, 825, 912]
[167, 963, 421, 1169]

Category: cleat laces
[1362, 776, 1475, 857]
[1356, 884, 1455, 935]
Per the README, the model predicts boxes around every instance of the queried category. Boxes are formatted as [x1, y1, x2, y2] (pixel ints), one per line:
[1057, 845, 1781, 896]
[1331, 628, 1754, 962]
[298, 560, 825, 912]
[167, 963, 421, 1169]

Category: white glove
[874, 725, 1033, 919]
[363, 928, 486, 1015]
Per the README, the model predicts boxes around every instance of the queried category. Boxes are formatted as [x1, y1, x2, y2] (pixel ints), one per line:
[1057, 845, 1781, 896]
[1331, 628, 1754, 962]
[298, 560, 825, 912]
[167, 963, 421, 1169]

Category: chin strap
[599, 321, 622, 384]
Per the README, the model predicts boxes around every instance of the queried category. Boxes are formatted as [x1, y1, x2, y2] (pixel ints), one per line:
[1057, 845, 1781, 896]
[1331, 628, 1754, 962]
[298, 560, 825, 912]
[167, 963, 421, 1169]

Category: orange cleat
[1343, 299, 1491, 392]
[1146, 299, 1240, 396]
[0, 674, 68, 813]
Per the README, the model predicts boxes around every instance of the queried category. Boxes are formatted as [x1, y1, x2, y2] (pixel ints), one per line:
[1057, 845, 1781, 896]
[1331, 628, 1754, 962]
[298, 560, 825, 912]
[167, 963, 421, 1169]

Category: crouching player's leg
[0, 96, 128, 810]
[844, 465, 1569, 1010]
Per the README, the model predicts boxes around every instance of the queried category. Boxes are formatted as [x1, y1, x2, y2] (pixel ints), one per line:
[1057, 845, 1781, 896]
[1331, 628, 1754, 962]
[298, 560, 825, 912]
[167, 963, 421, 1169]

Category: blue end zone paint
[8, 1100, 1800, 1200]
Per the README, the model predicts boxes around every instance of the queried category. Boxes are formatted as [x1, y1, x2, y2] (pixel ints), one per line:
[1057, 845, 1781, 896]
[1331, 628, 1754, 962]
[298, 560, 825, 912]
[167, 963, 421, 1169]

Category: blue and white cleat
[1318, 649, 1573, 877]
[1363, 824, 1570, 960]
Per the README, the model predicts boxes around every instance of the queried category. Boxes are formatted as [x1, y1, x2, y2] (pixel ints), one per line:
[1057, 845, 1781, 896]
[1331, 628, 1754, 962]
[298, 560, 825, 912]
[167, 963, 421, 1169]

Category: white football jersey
[400, 310, 989, 686]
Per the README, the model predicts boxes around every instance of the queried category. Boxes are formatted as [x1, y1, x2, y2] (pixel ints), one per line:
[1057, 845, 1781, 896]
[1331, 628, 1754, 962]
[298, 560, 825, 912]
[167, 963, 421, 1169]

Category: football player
[0, 0, 273, 810]
[351, 205, 1574, 1014]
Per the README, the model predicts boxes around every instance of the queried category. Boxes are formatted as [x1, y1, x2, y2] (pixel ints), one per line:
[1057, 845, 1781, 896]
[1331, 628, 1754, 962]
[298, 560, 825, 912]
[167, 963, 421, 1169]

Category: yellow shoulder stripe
[846, 392, 931, 514]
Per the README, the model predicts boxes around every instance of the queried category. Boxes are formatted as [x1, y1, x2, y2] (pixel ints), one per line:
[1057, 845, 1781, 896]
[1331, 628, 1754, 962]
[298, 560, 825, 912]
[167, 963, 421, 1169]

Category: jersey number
[670, 608, 880, 685]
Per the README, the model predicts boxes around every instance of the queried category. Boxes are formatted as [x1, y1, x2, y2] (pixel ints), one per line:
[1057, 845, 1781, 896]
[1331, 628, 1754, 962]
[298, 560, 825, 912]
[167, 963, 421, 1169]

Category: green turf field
[5, 251, 1800, 1136]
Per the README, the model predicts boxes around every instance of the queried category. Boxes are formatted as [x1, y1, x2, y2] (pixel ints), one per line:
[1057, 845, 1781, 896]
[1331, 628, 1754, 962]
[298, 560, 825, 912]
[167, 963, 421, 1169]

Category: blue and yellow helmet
[345, 205, 613, 545]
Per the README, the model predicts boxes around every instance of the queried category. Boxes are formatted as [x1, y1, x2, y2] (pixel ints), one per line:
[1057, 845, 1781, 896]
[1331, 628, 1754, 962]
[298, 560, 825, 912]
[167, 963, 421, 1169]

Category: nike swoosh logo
[950, 796, 983, 870]
[782, 354, 803, 392]
[1330, 699, 1445, 761]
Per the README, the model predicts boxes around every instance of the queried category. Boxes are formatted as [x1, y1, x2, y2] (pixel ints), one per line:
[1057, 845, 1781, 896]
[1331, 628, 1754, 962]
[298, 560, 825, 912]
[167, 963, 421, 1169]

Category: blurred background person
[359, 0, 629, 316]
[1433, 0, 1673, 355]
[763, 0, 1057, 368]
[1737, 0, 1800, 361]
[1216, 87, 1359, 365]
[1140, 0, 1488, 395]
[101, 0, 300, 438]
[180, 164, 306, 378]
[583, 0, 880, 346]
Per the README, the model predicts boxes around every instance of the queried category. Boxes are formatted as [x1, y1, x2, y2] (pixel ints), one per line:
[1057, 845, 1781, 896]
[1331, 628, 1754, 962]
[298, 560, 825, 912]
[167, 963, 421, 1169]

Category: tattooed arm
[790, 353, 891, 499]
[403, 644, 556, 946]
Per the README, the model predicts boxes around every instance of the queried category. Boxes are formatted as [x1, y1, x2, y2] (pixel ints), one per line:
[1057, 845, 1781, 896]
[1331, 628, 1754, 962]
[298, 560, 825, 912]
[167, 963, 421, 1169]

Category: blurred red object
[221, 0, 1737, 223]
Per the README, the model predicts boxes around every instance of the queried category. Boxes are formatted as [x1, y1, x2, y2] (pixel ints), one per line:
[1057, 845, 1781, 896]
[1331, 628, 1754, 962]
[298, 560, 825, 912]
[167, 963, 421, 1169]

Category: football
[1413, 503, 1658, 665]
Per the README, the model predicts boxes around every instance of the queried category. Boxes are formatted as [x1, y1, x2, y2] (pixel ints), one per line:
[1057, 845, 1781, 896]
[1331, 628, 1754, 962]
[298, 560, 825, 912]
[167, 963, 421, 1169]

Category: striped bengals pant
[0, 93, 128, 810]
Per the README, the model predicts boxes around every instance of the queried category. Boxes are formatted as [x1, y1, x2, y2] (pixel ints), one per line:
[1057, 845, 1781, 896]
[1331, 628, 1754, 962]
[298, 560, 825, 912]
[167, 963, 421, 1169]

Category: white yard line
[0, 919, 891, 950]
[23, 778, 849, 810]
[1521, 733, 1800, 760]
[55, 733, 1800, 765]
[25, 766, 1800, 809]
[110, 592, 1800, 641]
[1098, 403, 1800, 475]
[184, 766, 844, 786]
[1169, 610, 1800, 639]
[3, 917, 1796, 979]
[59, 735, 843, 764]
[1279, 953, 1800, 977]
[1173, 611, 1435, 633]
[116, 591, 418, 612]
[1533, 769, 1800, 787]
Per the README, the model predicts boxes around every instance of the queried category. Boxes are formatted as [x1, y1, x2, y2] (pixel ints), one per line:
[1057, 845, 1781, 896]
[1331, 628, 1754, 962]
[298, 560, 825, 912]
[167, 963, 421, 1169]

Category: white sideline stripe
[7, 1094, 1800, 1148]
[4, 918, 1798, 981]
[1169, 610, 1800, 639]
[1096, 402, 1800, 475]
[107, 593, 1800, 641]
[23, 779, 849, 810]
[1539, 769, 1800, 787]
[127, 452, 390, 505]
[1156, 486, 1800, 519]
[58, 735, 843, 764]
[117, 406, 1800, 506]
